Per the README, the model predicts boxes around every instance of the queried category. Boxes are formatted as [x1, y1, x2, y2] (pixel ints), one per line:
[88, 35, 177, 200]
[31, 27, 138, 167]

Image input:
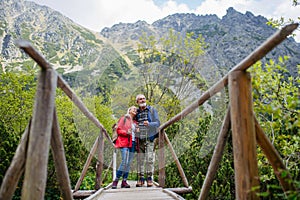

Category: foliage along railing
[0, 40, 192, 199]
[157, 23, 298, 199]
[0, 23, 298, 200]
[0, 40, 116, 200]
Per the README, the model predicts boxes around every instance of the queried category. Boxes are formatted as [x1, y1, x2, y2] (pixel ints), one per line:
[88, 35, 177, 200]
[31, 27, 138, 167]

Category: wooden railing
[0, 40, 115, 200]
[0, 23, 298, 200]
[157, 23, 298, 199]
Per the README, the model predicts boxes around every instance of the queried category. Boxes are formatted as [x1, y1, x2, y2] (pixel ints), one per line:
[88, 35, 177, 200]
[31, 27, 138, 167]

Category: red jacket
[115, 115, 135, 148]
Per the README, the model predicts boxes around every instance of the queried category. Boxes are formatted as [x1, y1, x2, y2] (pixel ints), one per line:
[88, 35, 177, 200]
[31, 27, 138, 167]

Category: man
[135, 94, 160, 187]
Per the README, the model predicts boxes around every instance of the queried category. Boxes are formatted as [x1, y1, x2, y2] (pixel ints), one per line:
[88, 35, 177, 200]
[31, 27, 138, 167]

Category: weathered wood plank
[158, 129, 165, 187]
[102, 159, 113, 183]
[21, 68, 57, 200]
[56, 76, 113, 145]
[74, 137, 99, 192]
[51, 108, 73, 200]
[163, 188, 186, 200]
[86, 181, 185, 199]
[254, 117, 295, 192]
[199, 107, 231, 200]
[163, 131, 189, 187]
[165, 187, 193, 194]
[229, 71, 259, 199]
[73, 190, 97, 199]
[95, 131, 105, 190]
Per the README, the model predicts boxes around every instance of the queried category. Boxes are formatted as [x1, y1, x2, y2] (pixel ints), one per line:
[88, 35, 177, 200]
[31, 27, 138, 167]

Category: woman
[112, 106, 138, 189]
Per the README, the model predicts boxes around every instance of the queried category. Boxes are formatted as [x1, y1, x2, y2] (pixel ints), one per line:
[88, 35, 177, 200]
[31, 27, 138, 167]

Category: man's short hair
[136, 94, 146, 102]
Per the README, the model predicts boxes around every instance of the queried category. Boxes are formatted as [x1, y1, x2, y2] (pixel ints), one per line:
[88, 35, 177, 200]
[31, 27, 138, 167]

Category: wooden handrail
[15, 40, 114, 146]
[255, 117, 295, 192]
[164, 132, 189, 187]
[159, 23, 298, 131]
[158, 23, 298, 196]
[199, 107, 231, 200]
[74, 136, 100, 192]
[51, 108, 73, 199]
[13, 40, 114, 194]
[6, 23, 297, 199]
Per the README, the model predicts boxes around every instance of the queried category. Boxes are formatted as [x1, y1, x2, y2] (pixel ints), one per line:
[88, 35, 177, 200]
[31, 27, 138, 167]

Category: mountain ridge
[100, 7, 299, 76]
[1, 0, 299, 78]
[1, 0, 122, 75]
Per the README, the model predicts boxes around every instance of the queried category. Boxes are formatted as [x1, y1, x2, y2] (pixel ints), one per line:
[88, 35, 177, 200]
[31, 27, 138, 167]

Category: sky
[30, 0, 300, 42]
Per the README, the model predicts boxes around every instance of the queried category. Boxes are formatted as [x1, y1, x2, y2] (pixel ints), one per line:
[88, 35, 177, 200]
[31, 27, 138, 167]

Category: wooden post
[158, 129, 166, 187]
[199, 108, 231, 200]
[95, 131, 104, 190]
[51, 108, 73, 200]
[163, 131, 189, 187]
[102, 159, 113, 183]
[21, 68, 57, 200]
[229, 71, 259, 199]
[113, 149, 117, 180]
[74, 137, 99, 192]
[254, 118, 295, 192]
[0, 120, 31, 199]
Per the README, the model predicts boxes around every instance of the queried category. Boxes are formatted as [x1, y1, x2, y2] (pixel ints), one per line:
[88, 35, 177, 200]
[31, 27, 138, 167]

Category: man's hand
[143, 121, 149, 126]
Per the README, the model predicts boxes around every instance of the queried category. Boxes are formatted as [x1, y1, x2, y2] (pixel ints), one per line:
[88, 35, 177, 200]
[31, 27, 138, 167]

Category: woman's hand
[127, 128, 132, 135]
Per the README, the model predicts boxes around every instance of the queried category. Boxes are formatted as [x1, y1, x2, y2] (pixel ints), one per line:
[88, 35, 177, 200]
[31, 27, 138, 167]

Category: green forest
[1, 26, 300, 200]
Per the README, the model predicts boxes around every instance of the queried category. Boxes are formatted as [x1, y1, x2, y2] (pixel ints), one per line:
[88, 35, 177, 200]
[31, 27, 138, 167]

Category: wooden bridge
[82, 181, 185, 200]
[0, 23, 298, 200]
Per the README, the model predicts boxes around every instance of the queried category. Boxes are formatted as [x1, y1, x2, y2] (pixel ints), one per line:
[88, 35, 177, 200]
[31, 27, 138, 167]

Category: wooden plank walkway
[86, 181, 185, 200]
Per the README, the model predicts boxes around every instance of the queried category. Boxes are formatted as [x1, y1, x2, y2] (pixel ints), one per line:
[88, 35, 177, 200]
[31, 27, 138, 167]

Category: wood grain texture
[229, 71, 259, 200]
[21, 69, 57, 200]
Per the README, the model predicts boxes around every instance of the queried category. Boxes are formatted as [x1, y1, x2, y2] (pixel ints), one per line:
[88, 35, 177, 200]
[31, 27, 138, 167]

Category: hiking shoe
[136, 177, 145, 187]
[147, 177, 153, 187]
[121, 180, 130, 188]
[112, 180, 118, 189]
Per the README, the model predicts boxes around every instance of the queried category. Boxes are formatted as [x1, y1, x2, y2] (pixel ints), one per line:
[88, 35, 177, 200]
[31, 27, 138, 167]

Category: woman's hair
[127, 106, 136, 115]
[123, 106, 136, 124]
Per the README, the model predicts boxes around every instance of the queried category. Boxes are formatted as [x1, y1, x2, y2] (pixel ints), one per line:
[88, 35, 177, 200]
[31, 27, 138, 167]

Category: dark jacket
[137, 105, 160, 142]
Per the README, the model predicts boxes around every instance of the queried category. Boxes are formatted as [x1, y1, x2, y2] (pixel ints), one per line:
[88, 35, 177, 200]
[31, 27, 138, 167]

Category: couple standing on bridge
[112, 94, 160, 189]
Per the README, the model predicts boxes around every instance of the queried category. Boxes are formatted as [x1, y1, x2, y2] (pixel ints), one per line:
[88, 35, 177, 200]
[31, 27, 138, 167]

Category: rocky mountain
[1, 0, 299, 90]
[0, 0, 125, 77]
[101, 8, 300, 76]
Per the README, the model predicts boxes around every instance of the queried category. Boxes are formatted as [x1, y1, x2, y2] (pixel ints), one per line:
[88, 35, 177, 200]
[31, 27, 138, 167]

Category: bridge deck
[86, 180, 185, 200]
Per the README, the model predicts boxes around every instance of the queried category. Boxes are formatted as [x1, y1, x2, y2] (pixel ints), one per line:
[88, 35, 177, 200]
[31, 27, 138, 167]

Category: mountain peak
[100, 10, 299, 76]
[1, 0, 299, 77]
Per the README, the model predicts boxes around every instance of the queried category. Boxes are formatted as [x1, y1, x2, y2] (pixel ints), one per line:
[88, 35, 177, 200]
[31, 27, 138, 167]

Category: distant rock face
[1, 0, 299, 78]
[100, 7, 300, 77]
[0, 0, 119, 74]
